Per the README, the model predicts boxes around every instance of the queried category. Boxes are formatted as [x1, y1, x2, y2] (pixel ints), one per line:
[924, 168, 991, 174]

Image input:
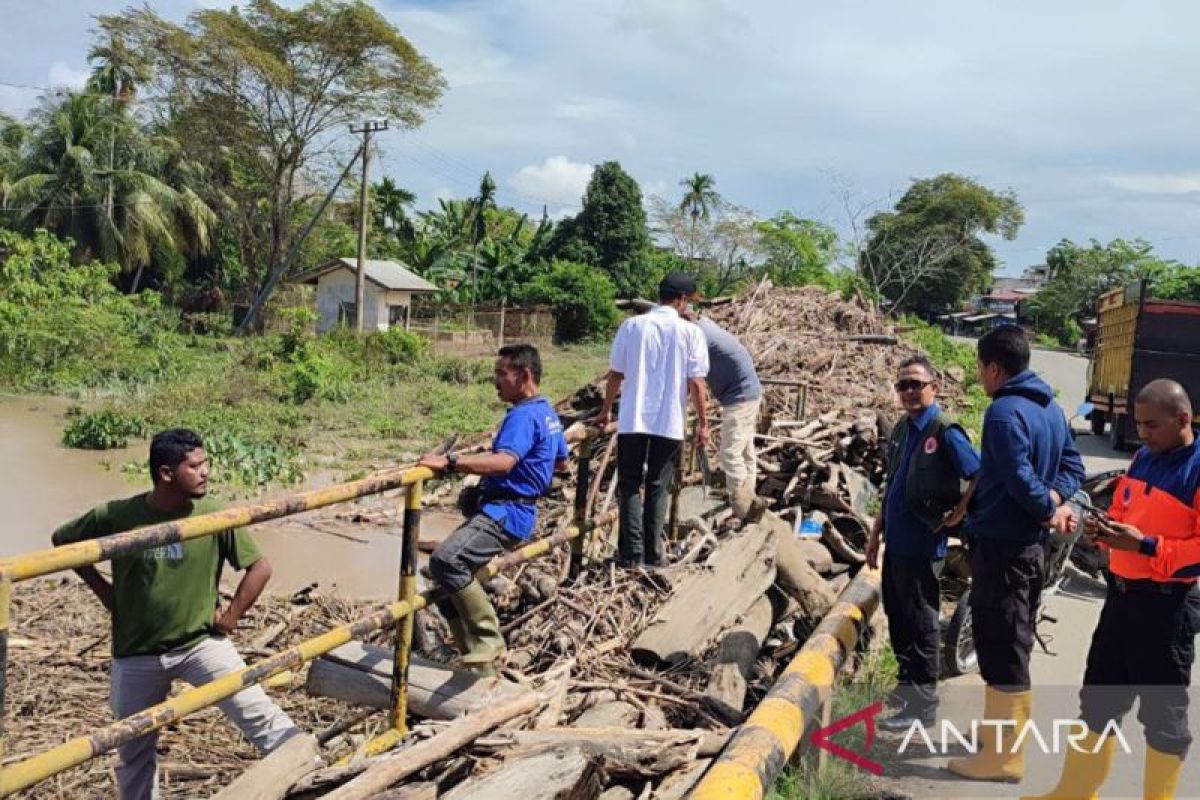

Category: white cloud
[510, 156, 594, 208]
[1106, 174, 1200, 195]
[47, 61, 89, 90]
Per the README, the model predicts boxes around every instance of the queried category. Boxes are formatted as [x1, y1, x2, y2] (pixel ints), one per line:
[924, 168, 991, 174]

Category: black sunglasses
[894, 379, 933, 393]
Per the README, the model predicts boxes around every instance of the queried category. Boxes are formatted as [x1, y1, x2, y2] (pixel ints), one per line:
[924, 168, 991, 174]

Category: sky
[2, 0, 1199, 275]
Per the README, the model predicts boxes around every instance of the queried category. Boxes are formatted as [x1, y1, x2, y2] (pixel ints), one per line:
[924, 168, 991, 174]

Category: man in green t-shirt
[53, 428, 298, 800]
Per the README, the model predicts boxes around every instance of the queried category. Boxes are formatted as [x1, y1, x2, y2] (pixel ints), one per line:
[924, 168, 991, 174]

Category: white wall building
[293, 258, 440, 333]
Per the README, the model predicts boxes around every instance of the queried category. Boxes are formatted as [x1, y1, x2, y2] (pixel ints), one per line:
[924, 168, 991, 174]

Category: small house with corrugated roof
[293, 258, 440, 333]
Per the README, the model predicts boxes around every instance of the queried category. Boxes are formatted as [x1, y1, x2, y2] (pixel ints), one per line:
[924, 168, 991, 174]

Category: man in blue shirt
[947, 326, 1084, 783]
[866, 355, 980, 731]
[419, 344, 568, 674]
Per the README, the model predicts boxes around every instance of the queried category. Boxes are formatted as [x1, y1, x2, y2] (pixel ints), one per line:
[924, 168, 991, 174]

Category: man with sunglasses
[867, 355, 980, 731]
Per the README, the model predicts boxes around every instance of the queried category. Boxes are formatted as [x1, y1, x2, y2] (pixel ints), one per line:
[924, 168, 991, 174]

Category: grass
[26, 327, 608, 498]
[768, 645, 899, 800]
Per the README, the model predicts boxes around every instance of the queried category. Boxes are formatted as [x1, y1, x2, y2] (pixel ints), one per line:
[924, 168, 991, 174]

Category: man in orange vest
[1025, 379, 1200, 800]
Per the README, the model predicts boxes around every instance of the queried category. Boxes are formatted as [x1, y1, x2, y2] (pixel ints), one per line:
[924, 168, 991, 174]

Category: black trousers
[1078, 580, 1200, 757]
[616, 433, 682, 566]
[969, 538, 1044, 691]
[882, 554, 944, 715]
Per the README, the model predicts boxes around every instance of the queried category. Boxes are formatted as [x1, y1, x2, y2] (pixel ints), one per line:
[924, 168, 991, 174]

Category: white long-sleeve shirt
[609, 305, 709, 440]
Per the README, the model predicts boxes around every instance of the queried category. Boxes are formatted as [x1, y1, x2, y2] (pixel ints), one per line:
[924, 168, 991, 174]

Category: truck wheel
[1089, 410, 1106, 436]
[1110, 414, 1127, 450]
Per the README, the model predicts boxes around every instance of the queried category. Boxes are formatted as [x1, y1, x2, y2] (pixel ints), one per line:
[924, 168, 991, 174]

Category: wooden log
[652, 759, 712, 800]
[631, 524, 777, 666]
[766, 519, 838, 620]
[641, 704, 669, 731]
[811, 510, 865, 565]
[214, 733, 321, 800]
[474, 727, 729, 758]
[703, 594, 773, 723]
[322, 692, 541, 800]
[372, 783, 437, 800]
[441, 748, 603, 800]
[789, 538, 835, 574]
[305, 641, 530, 720]
[487, 735, 694, 779]
[572, 700, 640, 729]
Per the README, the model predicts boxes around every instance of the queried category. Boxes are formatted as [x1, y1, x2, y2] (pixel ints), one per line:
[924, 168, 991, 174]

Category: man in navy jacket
[947, 326, 1085, 783]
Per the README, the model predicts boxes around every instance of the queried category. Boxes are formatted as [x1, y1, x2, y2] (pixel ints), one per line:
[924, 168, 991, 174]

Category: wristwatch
[446, 453, 458, 473]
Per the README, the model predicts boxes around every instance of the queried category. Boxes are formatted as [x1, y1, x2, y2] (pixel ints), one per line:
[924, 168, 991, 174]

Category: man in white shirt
[597, 272, 709, 567]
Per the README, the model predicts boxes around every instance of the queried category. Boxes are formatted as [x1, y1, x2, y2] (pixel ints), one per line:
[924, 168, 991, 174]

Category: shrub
[0, 229, 184, 389]
[523, 260, 619, 343]
[284, 348, 355, 404]
[366, 327, 428, 365]
[431, 355, 493, 385]
[62, 408, 147, 450]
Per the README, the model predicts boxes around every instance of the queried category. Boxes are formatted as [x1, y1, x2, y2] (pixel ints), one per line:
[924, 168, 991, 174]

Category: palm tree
[87, 34, 150, 224]
[0, 113, 24, 200]
[371, 176, 416, 232]
[678, 172, 720, 260]
[6, 91, 215, 289]
[470, 171, 497, 315]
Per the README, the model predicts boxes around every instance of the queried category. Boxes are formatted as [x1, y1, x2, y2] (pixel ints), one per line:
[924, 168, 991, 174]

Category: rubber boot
[1143, 745, 1183, 800]
[1019, 728, 1116, 800]
[447, 580, 505, 676]
[946, 687, 1033, 782]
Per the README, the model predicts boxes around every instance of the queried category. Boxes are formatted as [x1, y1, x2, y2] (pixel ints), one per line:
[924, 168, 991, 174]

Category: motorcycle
[940, 469, 1109, 677]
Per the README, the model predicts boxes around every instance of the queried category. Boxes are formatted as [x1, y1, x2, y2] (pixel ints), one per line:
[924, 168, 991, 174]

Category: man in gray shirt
[682, 311, 764, 519]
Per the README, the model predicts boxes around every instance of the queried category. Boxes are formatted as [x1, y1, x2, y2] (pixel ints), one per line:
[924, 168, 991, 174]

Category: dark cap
[658, 271, 698, 299]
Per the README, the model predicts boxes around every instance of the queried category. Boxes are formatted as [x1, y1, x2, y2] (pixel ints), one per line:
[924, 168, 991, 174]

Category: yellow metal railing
[687, 569, 883, 800]
[0, 428, 617, 796]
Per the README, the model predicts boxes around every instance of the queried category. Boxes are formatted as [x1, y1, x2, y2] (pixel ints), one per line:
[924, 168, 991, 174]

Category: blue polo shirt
[479, 395, 568, 540]
[883, 403, 981, 560]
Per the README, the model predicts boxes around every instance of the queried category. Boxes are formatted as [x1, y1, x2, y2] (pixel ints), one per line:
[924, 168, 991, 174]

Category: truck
[1087, 280, 1200, 449]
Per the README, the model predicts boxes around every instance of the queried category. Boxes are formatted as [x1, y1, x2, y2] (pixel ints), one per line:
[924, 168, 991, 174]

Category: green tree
[88, 30, 151, 229]
[469, 171, 497, 305]
[371, 176, 416, 233]
[1027, 238, 1181, 343]
[1152, 263, 1200, 302]
[5, 91, 215, 287]
[0, 112, 24, 195]
[860, 173, 1024, 313]
[678, 172, 719, 260]
[755, 212, 838, 286]
[102, 0, 445, 330]
[523, 260, 619, 342]
[549, 161, 650, 298]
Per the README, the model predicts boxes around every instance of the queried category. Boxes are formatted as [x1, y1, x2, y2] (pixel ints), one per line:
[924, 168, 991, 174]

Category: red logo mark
[809, 701, 884, 775]
[924, 436, 938, 454]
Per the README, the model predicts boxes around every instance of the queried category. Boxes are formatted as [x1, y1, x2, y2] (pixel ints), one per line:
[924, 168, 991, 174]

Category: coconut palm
[88, 34, 151, 224]
[371, 176, 416, 232]
[6, 91, 215, 289]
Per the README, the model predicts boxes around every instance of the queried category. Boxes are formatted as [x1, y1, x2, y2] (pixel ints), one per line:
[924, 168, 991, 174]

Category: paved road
[872, 348, 1200, 799]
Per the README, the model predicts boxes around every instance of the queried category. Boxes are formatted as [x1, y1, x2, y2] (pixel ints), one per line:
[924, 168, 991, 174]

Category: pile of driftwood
[10, 283, 930, 798]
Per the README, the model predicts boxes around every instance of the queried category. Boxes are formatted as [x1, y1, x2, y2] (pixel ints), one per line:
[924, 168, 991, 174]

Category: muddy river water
[0, 394, 460, 599]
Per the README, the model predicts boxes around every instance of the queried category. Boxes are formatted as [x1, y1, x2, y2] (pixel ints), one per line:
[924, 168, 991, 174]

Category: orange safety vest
[1107, 440, 1200, 583]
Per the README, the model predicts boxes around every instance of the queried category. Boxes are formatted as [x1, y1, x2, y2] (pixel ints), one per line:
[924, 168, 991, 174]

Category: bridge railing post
[391, 479, 422, 735]
[569, 436, 592, 578]
[0, 571, 11, 782]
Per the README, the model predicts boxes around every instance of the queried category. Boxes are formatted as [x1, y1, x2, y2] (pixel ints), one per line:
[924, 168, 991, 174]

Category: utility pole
[350, 120, 389, 332]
